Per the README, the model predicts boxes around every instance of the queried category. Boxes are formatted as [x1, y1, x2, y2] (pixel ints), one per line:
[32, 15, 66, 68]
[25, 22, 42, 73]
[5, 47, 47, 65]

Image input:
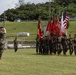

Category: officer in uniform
[0, 27, 6, 59]
[14, 37, 18, 52]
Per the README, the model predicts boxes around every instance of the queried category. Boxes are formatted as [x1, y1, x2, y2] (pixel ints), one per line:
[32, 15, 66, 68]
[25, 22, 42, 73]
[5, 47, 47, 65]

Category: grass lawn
[0, 21, 76, 75]
[0, 21, 75, 41]
[0, 21, 38, 41]
[0, 48, 76, 75]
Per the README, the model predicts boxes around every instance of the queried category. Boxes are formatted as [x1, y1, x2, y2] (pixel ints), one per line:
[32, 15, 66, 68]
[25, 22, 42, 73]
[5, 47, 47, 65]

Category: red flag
[46, 19, 51, 31]
[56, 25, 61, 35]
[50, 22, 55, 36]
[50, 16, 61, 36]
[37, 19, 43, 39]
[50, 16, 57, 36]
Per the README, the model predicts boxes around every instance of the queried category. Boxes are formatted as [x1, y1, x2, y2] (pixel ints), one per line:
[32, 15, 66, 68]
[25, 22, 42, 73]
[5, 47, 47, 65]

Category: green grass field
[0, 21, 75, 41]
[0, 48, 76, 75]
[0, 21, 76, 75]
[0, 21, 38, 41]
[68, 21, 76, 37]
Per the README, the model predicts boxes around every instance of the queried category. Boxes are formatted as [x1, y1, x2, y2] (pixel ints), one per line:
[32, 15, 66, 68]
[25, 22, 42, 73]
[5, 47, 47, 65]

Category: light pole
[3, 11, 7, 49]
[3, 11, 6, 27]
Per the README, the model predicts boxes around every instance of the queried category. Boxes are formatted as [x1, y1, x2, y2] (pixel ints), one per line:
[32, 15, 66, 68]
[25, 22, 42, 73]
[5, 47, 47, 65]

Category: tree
[18, 0, 25, 6]
[0, 0, 76, 21]
[15, 0, 25, 8]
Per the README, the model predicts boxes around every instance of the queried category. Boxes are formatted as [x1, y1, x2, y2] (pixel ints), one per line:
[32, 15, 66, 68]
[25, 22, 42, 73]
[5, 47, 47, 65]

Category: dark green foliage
[0, 0, 76, 21]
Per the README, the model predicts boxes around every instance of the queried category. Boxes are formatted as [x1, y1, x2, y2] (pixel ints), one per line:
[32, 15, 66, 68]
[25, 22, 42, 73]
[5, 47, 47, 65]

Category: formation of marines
[36, 16, 76, 56]
[36, 33, 76, 56]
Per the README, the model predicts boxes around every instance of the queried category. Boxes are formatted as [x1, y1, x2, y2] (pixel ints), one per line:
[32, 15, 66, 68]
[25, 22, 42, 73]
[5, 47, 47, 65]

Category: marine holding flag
[36, 9, 70, 55]
[36, 18, 44, 54]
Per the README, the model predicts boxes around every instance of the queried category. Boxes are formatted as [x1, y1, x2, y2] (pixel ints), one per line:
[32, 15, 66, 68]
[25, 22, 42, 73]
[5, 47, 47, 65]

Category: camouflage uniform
[14, 37, 18, 52]
[0, 27, 6, 59]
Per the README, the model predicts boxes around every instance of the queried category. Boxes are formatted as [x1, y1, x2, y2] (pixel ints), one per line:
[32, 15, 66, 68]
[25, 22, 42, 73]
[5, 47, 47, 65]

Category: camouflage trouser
[49, 44, 53, 55]
[0, 48, 4, 59]
[69, 45, 73, 55]
[14, 46, 18, 52]
[36, 42, 39, 54]
[57, 43, 62, 55]
[74, 46, 76, 55]
[53, 43, 58, 54]
[62, 43, 67, 55]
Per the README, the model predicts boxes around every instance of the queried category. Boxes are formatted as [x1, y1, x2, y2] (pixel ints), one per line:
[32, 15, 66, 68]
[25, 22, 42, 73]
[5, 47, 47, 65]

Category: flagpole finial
[64, 7, 67, 10]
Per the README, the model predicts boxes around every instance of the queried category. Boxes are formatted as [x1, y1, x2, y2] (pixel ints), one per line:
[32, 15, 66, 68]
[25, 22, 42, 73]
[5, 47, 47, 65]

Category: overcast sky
[0, 0, 51, 15]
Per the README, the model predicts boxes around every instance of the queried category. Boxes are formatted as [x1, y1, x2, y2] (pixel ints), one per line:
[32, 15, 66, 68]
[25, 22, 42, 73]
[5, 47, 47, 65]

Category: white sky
[0, 0, 51, 15]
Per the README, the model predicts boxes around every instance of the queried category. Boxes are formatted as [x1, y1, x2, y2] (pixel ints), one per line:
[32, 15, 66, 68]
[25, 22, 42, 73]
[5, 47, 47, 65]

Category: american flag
[63, 10, 70, 29]
[61, 10, 70, 35]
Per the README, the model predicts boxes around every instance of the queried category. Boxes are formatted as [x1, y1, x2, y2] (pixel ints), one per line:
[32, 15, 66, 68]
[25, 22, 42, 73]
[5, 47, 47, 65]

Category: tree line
[0, 0, 76, 21]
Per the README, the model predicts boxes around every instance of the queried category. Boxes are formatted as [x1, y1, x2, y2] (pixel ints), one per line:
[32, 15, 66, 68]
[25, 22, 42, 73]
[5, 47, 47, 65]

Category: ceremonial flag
[50, 16, 61, 36]
[37, 19, 43, 39]
[61, 10, 70, 35]
[63, 10, 70, 29]
[46, 19, 51, 31]
[45, 19, 52, 36]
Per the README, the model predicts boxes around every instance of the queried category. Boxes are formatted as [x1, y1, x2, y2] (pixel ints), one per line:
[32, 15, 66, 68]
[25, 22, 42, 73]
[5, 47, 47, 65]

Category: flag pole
[49, 0, 51, 17]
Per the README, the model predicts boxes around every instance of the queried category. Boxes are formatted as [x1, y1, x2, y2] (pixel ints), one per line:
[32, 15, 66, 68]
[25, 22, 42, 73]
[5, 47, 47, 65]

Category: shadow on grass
[27, 53, 76, 57]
